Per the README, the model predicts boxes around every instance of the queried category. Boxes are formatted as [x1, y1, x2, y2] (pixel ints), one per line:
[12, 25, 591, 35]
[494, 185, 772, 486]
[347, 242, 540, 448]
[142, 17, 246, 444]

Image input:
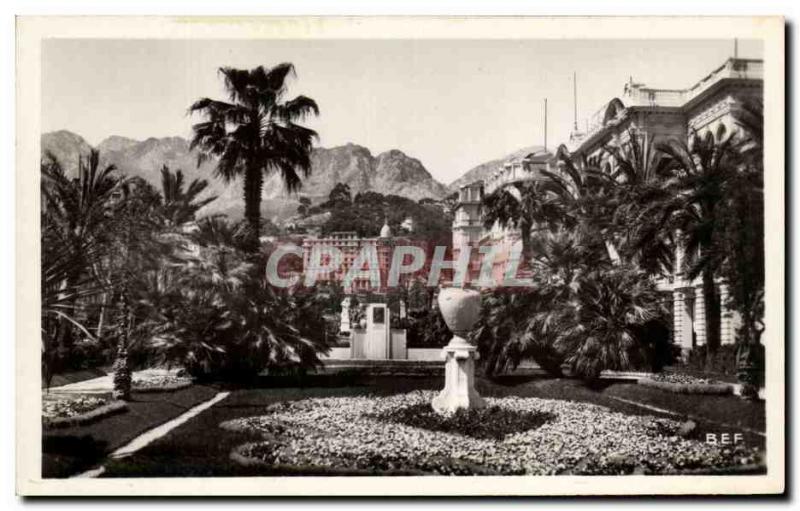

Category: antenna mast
[573, 71, 578, 131]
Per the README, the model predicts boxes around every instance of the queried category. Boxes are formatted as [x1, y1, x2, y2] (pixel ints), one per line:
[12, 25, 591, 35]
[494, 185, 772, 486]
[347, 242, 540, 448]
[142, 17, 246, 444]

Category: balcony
[569, 58, 763, 152]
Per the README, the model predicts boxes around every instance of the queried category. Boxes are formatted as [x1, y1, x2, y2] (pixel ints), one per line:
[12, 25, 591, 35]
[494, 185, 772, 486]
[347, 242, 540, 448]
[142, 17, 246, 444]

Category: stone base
[431, 340, 485, 414]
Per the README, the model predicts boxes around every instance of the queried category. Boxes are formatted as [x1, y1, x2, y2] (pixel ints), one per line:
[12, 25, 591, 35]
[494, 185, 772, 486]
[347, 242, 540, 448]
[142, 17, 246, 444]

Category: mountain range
[41, 130, 541, 221]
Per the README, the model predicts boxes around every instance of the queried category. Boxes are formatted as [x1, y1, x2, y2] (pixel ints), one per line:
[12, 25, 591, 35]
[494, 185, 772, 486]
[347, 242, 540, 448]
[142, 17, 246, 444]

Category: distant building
[301, 222, 433, 293]
[452, 150, 555, 286]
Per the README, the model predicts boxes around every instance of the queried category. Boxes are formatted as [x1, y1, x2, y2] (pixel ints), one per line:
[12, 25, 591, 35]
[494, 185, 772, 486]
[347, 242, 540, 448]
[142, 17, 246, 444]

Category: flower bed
[132, 374, 193, 393]
[42, 395, 128, 429]
[639, 373, 733, 395]
[221, 391, 761, 475]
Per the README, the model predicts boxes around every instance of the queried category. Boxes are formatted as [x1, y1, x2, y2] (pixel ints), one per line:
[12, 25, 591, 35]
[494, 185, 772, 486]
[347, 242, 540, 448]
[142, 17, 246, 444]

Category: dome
[379, 221, 392, 238]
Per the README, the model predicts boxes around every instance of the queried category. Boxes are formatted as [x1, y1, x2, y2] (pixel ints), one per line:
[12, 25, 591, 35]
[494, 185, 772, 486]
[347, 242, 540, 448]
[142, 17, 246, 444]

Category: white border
[15, 15, 785, 496]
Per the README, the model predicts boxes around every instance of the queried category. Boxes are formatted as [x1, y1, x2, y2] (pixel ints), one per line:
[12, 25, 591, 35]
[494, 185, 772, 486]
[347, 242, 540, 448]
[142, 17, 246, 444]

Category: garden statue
[432, 286, 485, 414]
[340, 296, 352, 335]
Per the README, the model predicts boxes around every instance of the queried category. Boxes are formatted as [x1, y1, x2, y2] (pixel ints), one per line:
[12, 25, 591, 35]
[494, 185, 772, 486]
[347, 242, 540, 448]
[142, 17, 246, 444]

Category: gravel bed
[42, 395, 109, 419]
[639, 375, 734, 395]
[221, 391, 762, 475]
[42, 395, 128, 429]
[647, 373, 723, 385]
[132, 374, 193, 392]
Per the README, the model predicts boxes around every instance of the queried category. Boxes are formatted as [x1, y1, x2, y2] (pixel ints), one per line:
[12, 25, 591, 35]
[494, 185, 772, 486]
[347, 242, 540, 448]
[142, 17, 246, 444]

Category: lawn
[86, 374, 765, 477]
[42, 384, 220, 478]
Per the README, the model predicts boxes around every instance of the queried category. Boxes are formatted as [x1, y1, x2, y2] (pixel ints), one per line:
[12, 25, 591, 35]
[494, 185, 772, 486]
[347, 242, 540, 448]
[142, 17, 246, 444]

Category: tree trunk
[96, 293, 107, 340]
[242, 166, 263, 252]
[519, 219, 534, 276]
[702, 270, 721, 358]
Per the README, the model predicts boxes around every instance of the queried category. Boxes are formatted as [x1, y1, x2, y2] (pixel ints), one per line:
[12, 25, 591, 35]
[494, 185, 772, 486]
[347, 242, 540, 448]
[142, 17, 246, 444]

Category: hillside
[40, 132, 448, 222]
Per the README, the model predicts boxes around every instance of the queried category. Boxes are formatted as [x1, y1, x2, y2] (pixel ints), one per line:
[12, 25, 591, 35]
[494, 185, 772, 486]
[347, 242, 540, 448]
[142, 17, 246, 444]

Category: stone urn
[432, 287, 486, 414]
[437, 287, 482, 340]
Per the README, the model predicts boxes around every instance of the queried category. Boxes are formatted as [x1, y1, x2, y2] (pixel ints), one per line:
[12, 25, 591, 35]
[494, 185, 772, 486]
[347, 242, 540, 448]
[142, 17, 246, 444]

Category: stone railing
[570, 58, 763, 151]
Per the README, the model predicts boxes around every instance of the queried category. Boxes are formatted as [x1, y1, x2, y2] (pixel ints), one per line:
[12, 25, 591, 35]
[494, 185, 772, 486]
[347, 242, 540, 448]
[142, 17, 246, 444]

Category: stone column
[672, 289, 692, 360]
[673, 289, 693, 359]
[719, 283, 735, 345]
[694, 286, 707, 346]
[432, 287, 485, 414]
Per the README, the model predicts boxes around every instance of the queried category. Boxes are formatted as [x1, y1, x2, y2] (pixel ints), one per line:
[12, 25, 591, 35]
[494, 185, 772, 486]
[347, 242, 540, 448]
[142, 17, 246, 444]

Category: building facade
[301, 223, 433, 293]
[567, 57, 762, 354]
[451, 57, 762, 355]
[452, 150, 556, 286]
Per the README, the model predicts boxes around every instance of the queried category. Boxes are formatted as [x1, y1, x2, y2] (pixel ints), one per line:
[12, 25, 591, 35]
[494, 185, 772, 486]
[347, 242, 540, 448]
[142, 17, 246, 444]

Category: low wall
[390, 329, 407, 360]
[321, 347, 352, 360]
[406, 348, 442, 361]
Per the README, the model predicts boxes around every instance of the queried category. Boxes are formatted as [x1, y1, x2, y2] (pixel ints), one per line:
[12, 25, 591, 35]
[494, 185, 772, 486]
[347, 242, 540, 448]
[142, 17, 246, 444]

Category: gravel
[132, 374, 193, 389]
[221, 391, 762, 475]
[42, 395, 108, 419]
[647, 373, 722, 385]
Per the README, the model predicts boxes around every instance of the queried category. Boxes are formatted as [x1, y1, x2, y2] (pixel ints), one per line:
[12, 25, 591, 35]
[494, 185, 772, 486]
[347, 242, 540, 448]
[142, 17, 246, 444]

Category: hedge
[638, 378, 734, 395]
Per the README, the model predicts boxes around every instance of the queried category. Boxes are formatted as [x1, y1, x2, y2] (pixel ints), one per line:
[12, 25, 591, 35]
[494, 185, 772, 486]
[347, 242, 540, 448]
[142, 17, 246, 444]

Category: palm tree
[149, 245, 329, 380]
[601, 131, 677, 277]
[191, 215, 250, 251]
[189, 63, 319, 251]
[657, 125, 744, 357]
[472, 228, 600, 378]
[553, 265, 666, 380]
[158, 165, 216, 227]
[41, 150, 121, 385]
[545, 145, 619, 262]
[732, 98, 763, 163]
[481, 179, 562, 268]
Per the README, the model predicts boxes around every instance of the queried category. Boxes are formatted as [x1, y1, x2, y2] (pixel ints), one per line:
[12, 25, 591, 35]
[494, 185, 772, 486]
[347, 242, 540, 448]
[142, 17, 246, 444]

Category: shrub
[552, 266, 668, 381]
[638, 378, 733, 395]
[472, 288, 566, 378]
[406, 308, 450, 348]
[685, 344, 738, 376]
[148, 247, 330, 381]
[628, 318, 681, 372]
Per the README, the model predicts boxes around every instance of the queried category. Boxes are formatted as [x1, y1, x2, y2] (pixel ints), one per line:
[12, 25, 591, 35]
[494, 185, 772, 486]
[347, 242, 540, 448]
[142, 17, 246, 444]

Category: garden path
[46, 368, 183, 395]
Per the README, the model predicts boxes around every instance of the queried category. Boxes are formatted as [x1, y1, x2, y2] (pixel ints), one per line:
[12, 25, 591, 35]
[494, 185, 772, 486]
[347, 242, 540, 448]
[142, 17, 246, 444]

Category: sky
[41, 38, 762, 185]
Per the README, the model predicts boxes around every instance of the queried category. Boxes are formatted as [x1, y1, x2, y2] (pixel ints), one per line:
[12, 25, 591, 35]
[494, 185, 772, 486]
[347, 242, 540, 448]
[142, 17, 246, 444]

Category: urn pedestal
[432, 287, 485, 414]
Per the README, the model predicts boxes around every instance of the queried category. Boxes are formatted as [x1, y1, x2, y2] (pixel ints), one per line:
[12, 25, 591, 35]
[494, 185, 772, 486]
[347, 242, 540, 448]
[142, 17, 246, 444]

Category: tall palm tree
[189, 63, 319, 251]
[41, 150, 121, 385]
[657, 125, 743, 357]
[601, 131, 677, 277]
[732, 98, 763, 162]
[545, 145, 619, 262]
[158, 165, 216, 226]
[42, 149, 120, 257]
